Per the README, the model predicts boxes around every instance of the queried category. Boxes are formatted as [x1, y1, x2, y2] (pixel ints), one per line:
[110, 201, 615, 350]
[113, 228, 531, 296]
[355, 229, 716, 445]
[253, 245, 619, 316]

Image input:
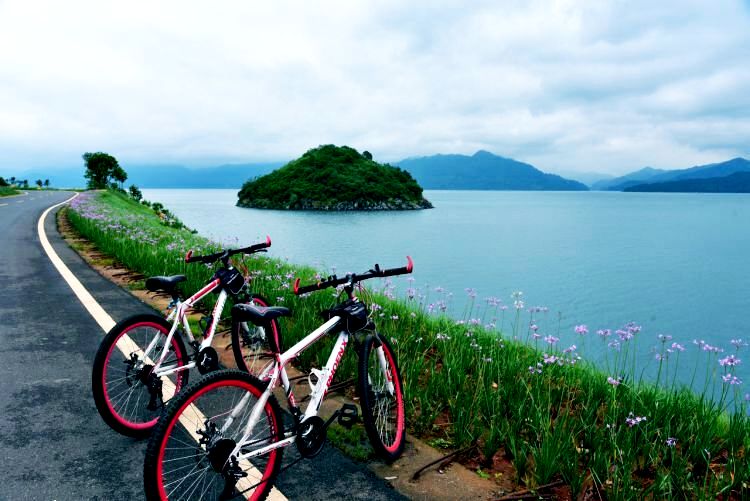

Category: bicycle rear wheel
[358, 333, 406, 462]
[92, 313, 189, 438]
[230, 295, 279, 378]
[144, 370, 283, 501]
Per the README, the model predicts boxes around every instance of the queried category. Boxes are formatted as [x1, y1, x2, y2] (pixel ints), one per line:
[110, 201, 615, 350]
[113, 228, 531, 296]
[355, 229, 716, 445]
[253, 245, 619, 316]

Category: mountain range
[8, 154, 749, 194]
[9, 162, 284, 189]
[592, 158, 750, 192]
[625, 171, 750, 193]
[395, 151, 588, 191]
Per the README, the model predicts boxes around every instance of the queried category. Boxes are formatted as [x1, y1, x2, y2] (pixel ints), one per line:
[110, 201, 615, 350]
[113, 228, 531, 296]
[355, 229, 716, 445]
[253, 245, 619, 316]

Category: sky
[1, 0, 749, 176]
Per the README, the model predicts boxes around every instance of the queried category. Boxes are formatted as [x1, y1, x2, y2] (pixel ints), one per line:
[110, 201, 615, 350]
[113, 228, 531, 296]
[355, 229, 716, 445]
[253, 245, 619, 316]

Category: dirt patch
[57, 208, 502, 500]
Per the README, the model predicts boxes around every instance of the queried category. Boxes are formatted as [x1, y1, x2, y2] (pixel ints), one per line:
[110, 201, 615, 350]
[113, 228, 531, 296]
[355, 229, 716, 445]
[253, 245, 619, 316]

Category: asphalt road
[0, 191, 405, 500]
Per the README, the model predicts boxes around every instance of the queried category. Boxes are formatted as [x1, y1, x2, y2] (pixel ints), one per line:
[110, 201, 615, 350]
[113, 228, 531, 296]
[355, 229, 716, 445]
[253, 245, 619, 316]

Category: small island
[237, 145, 433, 210]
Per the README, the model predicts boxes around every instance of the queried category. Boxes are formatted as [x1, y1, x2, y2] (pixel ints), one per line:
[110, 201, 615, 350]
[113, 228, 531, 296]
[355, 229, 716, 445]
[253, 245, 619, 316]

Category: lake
[143, 188, 750, 388]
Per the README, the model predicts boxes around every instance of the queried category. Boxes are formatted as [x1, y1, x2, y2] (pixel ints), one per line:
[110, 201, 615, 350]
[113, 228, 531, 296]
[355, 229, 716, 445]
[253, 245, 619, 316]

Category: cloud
[0, 0, 748, 175]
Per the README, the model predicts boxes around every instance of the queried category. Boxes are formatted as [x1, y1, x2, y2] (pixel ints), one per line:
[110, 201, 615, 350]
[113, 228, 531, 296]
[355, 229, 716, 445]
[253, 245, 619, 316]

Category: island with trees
[237, 145, 433, 210]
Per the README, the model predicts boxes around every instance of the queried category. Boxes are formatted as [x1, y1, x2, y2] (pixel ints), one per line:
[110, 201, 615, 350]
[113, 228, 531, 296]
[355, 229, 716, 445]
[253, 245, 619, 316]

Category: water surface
[144, 189, 750, 386]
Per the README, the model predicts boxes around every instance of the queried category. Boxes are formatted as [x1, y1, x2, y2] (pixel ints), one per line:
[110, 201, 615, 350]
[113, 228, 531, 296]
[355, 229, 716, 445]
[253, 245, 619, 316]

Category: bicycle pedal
[337, 403, 359, 429]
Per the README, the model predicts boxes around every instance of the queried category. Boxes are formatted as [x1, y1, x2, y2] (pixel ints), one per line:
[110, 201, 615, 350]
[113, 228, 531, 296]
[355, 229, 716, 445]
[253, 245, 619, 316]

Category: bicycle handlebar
[184, 235, 272, 264]
[293, 256, 413, 295]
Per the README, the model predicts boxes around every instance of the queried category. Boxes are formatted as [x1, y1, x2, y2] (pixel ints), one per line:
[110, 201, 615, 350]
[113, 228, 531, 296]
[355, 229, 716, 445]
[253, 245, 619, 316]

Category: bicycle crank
[295, 416, 327, 458]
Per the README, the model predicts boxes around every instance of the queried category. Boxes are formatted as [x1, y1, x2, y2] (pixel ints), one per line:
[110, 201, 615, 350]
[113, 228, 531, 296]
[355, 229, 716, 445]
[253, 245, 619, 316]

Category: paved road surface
[0, 191, 404, 500]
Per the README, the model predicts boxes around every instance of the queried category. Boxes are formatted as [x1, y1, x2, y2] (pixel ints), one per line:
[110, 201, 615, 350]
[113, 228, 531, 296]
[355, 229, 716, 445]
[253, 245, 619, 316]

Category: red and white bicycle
[143, 257, 412, 500]
[92, 237, 279, 438]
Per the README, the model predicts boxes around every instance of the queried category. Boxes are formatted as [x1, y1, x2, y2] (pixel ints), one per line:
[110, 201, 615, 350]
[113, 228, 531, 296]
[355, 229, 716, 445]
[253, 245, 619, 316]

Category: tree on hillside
[83, 152, 124, 189]
[129, 184, 143, 201]
[111, 164, 128, 190]
[35, 179, 43, 188]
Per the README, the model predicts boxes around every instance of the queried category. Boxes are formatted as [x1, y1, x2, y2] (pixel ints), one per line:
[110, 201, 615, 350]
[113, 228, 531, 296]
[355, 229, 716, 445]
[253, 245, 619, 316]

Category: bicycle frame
[137, 278, 227, 377]
[223, 312, 395, 462]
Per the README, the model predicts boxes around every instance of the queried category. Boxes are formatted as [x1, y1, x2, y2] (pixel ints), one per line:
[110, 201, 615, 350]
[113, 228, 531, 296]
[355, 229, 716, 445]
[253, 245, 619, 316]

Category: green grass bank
[66, 190, 750, 498]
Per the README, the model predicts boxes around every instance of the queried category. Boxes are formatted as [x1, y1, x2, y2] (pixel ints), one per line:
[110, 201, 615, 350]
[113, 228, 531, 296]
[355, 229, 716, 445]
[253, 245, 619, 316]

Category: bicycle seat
[145, 275, 187, 295]
[232, 303, 291, 325]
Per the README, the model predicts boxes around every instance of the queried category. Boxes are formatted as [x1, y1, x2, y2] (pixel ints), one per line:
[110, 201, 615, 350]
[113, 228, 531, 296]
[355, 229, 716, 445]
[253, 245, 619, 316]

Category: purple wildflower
[666, 437, 677, 447]
[719, 354, 741, 367]
[542, 353, 559, 365]
[607, 376, 621, 386]
[563, 344, 577, 354]
[625, 413, 647, 427]
[574, 325, 589, 335]
[671, 342, 686, 352]
[722, 373, 742, 385]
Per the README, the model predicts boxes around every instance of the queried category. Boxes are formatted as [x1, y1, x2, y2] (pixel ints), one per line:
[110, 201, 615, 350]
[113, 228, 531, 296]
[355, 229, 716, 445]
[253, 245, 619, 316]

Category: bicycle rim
[149, 373, 282, 500]
[102, 321, 186, 431]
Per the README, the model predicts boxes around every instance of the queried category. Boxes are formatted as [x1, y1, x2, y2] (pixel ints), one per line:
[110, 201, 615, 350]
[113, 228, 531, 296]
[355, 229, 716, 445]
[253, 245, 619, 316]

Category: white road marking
[37, 195, 286, 500]
[0, 203, 7, 207]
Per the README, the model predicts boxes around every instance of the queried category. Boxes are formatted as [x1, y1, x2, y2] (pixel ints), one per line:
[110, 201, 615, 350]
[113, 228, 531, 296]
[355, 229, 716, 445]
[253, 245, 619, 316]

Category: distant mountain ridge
[396, 151, 588, 191]
[625, 171, 750, 193]
[14, 162, 284, 189]
[591, 167, 667, 191]
[594, 158, 750, 191]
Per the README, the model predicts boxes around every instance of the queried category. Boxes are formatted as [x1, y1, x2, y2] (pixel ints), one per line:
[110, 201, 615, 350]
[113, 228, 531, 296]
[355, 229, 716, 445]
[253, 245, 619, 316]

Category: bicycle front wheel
[230, 295, 280, 378]
[92, 313, 189, 438]
[144, 370, 284, 501]
[358, 333, 406, 462]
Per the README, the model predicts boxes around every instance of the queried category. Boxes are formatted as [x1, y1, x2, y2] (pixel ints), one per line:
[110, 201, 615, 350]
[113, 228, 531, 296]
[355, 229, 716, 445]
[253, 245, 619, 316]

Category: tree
[35, 179, 43, 188]
[83, 152, 123, 189]
[129, 184, 143, 201]
[21, 179, 28, 188]
[44, 179, 50, 188]
[363, 151, 373, 160]
[111, 164, 127, 190]
[9, 176, 16, 185]
[0, 177, 8, 187]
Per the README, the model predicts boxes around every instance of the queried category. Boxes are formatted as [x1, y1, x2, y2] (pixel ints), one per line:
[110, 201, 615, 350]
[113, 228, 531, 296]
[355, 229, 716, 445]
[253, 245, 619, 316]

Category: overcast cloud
[1, 0, 749, 175]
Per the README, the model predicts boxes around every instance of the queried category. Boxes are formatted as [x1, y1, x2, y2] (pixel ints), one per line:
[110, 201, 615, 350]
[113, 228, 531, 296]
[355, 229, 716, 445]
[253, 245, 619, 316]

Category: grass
[0, 186, 20, 196]
[67, 189, 750, 498]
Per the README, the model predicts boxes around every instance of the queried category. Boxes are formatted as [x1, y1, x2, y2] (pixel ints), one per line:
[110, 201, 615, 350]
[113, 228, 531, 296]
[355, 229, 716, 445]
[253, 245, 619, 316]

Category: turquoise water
[144, 189, 750, 387]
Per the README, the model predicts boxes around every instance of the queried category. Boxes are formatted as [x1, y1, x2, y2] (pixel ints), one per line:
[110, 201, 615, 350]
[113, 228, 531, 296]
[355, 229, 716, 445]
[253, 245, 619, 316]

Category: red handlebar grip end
[406, 255, 414, 273]
[185, 250, 193, 262]
[293, 278, 300, 294]
[266, 235, 272, 247]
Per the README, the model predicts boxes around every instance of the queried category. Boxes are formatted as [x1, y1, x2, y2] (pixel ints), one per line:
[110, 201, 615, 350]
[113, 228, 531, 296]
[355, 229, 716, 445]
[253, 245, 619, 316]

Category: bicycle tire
[144, 369, 284, 501]
[230, 295, 280, 378]
[92, 313, 189, 438]
[357, 333, 406, 462]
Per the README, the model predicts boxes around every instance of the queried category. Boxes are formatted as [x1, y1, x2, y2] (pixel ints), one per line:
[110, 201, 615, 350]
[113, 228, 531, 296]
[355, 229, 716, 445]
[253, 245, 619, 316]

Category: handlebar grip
[381, 256, 414, 277]
[185, 250, 193, 263]
[242, 235, 272, 254]
[293, 278, 324, 295]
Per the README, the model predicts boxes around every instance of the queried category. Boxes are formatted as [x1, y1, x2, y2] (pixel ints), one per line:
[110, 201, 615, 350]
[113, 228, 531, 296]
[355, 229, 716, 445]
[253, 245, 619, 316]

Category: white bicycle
[143, 257, 413, 500]
[91, 238, 279, 438]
